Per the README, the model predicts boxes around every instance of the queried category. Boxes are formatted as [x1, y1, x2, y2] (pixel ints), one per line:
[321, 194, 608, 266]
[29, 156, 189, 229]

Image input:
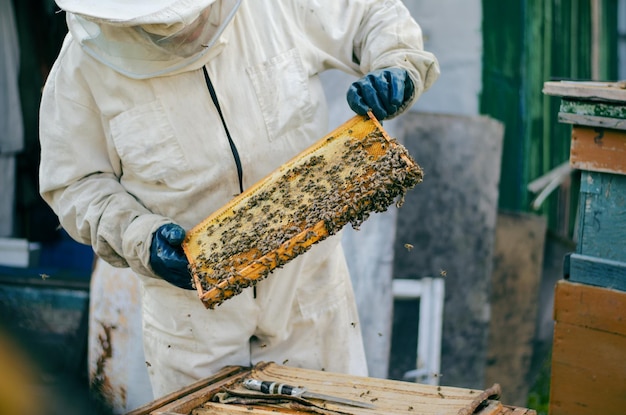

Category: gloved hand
[149, 223, 194, 290]
[347, 68, 415, 120]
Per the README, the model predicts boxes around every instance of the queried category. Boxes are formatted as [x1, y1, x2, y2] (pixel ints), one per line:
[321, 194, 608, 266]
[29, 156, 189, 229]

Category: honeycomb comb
[182, 112, 422, 309]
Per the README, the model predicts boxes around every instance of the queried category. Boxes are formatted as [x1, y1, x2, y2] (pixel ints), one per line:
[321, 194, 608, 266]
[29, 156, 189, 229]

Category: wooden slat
[125, 366, 246, 415]
[142, 362, 528, 415]
[559, 112, 626, 130]
[553, 280, 626, 336]
[567, 253, 626, 292]
[248, 363, 495, 415]
[501, 407, 538, 415]
[550, 321, 626, 415]
[570, 126, 626, 174]
[560, 98, 626, 119]
[543, 80, 626, 102]
[550, 280, 626, 414]
[558, 98, 626, 130]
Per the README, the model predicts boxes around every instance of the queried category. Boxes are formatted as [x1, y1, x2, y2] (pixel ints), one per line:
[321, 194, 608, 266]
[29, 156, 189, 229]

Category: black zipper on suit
[202, 66, 244, 194]
[202, 66, 256, 298]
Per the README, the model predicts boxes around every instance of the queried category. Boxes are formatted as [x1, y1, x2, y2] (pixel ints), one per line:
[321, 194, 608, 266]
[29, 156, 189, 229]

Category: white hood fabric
[63, 0, 241, 78]
[40, 0, 439, 398]
[56, 0, 217, 25]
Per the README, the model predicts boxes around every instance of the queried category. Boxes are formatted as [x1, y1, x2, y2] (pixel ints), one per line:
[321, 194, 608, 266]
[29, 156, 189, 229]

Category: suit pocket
[246, 48, 314, 142]
[110, 101, 190, 186]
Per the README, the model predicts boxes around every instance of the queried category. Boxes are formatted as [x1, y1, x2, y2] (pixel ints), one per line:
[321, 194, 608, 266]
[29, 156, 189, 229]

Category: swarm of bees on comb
[183, 113, 423, 309]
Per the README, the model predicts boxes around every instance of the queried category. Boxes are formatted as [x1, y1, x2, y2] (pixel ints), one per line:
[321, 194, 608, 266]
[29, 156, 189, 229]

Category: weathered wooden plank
[550, 281, 626, 415]
[553, 280, 626, 336]
[577, 171, 626, 263]
[125, 366, 247, 415]
[559, 112, 626, 130]
[560, 98, 626, 119]
[144, 362, 525, 415]
[567, 253, 626, 292]
[543, 80, 626, 102]
[550, 321, 626, 415]
[501, 407, 537, 415]
[569, 126, 626, 173]
[559, 96, 626, 129]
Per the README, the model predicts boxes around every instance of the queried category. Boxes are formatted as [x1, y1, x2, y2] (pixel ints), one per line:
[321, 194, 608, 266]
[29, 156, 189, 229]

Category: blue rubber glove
[149, 223, 194, 290]
[347, 68, 415, 120]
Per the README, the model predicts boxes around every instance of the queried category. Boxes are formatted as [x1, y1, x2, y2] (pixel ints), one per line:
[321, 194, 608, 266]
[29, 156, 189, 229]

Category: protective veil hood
[58, 0, 242, 78]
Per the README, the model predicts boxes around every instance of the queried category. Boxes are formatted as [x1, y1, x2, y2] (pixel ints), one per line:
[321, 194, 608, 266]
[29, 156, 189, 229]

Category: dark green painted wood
[481, 0, 618, 239]
[560, 99, 626, 119]
[566, 253, 626, 292]
[598, 1, 620, 81]
[482, 0, 525, 211]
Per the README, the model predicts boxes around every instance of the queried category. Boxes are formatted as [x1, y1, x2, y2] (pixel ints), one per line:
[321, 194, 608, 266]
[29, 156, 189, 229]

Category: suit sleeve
[299, 0, 440, 111]
[38, 44, 168, 279]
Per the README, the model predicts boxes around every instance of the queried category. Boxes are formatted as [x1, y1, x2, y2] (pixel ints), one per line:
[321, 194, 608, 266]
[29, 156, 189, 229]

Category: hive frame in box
[183, 111, 421, 309]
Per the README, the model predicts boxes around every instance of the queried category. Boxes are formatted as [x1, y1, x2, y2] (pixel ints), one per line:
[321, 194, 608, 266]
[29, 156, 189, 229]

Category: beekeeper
[39, 0, 439, 403]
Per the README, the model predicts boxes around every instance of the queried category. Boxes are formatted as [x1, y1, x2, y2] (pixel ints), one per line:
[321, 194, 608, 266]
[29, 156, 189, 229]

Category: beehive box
[183, 113, 423, 309]
[126, 361, 536, 415]
[549, 280, 626, 415]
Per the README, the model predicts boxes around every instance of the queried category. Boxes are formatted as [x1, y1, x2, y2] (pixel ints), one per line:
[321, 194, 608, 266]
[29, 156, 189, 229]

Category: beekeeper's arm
[38, 51, 191, 289]
[299, 0, 439, 119]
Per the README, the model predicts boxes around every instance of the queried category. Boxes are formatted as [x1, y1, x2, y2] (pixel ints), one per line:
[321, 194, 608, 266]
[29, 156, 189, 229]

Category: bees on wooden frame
[188, 127, 423, 308]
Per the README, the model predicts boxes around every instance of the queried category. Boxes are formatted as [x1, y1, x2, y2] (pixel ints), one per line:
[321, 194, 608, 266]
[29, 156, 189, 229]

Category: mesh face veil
[136, 6, 215, 58]
[64, 0, 241, 78]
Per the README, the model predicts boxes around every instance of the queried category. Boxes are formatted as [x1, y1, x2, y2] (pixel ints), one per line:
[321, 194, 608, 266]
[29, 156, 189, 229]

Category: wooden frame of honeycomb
[182, 112, 423, 309]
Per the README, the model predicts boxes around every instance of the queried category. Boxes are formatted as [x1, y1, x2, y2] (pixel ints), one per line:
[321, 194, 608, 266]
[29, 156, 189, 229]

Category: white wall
[404, 0, 483, 116]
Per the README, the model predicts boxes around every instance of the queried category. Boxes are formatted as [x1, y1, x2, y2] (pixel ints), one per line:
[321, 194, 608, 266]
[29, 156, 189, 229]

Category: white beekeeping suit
[39, 0, 439, 407]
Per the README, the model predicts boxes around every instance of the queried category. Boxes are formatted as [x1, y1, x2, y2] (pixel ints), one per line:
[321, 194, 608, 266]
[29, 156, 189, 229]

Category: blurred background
[1, 1, 625, 414]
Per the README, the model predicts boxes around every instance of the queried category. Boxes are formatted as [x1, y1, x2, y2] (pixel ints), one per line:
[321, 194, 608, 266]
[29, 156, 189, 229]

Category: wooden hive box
[543, 81, 626, 415]
[183, 113, 422, 309]
[549, 280, 626, 415]
[126, 362, 536, 415]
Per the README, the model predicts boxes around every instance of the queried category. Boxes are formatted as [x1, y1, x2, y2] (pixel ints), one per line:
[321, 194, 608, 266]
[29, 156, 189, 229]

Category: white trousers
[140, 237, 368, 398]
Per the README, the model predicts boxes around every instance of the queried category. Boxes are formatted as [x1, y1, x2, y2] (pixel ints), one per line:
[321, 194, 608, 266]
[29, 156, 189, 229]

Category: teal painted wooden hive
[544, 81, 626, 291]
